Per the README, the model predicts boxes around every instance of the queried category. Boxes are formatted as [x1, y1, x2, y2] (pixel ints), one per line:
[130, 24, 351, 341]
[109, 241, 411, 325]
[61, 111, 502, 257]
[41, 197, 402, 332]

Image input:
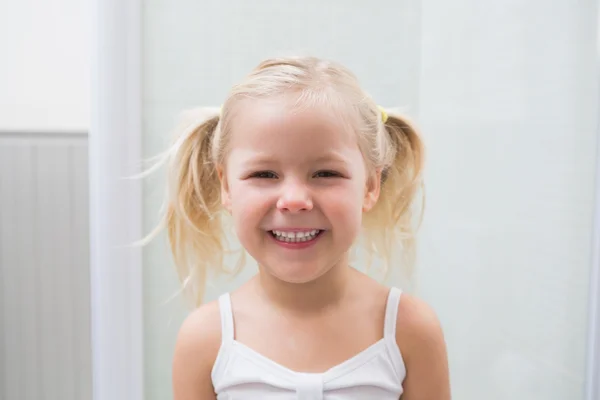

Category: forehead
[227, 98, 360, 162]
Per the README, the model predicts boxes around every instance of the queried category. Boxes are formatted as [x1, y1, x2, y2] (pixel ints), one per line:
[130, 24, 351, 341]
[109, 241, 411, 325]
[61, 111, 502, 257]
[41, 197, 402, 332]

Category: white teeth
[271, 229, 321, 242]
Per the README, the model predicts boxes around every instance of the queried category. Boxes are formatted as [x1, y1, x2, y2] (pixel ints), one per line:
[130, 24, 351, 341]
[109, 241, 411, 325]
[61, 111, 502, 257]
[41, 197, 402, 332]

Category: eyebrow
[240, 152, 350, 166]
[313, 152, 350, 164]
[237, 153, 276, 167]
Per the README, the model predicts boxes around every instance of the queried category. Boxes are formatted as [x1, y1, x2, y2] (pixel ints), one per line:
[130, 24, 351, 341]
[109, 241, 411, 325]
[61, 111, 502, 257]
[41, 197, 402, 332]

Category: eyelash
[248, 170, 342, 179]
[249, 171, 277, 179]
[314, 170, 341, 178]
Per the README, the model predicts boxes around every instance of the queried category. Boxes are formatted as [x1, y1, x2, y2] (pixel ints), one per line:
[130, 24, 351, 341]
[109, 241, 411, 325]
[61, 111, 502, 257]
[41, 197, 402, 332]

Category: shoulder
[174, 299, 222, 357]
[396, 292, 441, 334]
[172, 299, 222, 399]
[395, 292, 445, 360]
[395, 292, 451, 399]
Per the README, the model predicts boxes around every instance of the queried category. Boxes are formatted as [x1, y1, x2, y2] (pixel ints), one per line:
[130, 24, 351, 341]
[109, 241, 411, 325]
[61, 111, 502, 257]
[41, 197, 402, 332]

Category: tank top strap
[383, 287, 402, 339]
[218, 292, 235, 343]
[383, 287, 405, 377]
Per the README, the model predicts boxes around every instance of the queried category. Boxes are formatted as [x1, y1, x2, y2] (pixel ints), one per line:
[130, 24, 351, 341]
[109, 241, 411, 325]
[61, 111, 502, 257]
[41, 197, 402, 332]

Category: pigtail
[362, 112, 425, 279]
[149, 107, 226, 306]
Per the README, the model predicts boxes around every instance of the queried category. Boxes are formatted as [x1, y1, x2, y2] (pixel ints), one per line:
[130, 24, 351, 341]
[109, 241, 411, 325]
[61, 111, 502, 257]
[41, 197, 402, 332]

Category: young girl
[159, 56, 450, 399]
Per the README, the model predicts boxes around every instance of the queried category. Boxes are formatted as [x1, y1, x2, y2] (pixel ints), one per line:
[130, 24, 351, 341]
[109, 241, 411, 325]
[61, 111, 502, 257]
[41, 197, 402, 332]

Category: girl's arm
[397, 294, 451, 400]
[172, 302, 222, 400]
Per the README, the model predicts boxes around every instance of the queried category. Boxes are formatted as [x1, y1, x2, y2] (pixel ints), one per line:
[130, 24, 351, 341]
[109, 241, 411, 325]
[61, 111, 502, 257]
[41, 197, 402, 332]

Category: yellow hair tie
[378, 106, 388, 123]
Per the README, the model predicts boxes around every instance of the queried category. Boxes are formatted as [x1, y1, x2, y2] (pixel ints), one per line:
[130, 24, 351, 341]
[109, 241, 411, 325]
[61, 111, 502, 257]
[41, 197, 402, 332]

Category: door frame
[89, 0, 144, 399]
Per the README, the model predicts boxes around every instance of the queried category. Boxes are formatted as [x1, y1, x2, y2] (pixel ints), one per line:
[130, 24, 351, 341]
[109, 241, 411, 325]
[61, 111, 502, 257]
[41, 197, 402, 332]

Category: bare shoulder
[396, 293, 443, 348]
[172, 300, 222, 400]
[396, 293, 451, 399]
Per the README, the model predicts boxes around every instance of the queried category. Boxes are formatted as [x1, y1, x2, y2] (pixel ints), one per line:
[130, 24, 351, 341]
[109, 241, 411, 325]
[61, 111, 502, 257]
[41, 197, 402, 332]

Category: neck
[254, 257, 354, 315]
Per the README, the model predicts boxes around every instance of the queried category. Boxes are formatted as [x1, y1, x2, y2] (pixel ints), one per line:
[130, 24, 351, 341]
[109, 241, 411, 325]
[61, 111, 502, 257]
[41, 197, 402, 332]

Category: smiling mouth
[269, 229, 323, 243]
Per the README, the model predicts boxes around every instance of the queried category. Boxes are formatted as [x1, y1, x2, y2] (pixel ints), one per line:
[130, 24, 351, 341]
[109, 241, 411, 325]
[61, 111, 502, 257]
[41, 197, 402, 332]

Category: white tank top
[211, 287, 406, 399]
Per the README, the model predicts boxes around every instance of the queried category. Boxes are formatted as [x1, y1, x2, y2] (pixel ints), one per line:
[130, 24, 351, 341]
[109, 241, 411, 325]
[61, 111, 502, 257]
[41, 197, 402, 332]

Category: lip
[267, 229, 325, 250]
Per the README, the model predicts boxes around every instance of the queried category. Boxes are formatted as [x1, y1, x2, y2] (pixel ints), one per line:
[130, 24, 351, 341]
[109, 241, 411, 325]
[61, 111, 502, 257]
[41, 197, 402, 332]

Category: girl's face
[219, 99, 380, 284]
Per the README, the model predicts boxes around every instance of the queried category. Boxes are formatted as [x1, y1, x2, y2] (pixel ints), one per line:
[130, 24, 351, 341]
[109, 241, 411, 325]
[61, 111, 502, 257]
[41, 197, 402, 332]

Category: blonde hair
[148, 56, 425, 306]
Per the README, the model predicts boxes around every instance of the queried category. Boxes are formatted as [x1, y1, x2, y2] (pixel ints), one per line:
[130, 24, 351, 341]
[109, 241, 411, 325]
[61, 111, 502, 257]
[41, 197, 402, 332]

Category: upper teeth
[272, 230, 320, 239]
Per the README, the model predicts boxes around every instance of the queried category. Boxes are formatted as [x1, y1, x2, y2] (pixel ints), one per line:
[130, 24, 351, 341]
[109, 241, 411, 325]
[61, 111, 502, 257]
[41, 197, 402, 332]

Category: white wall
[141, 1, 598, 399]
[416, 1, 597, 398]
[0, 0, 90, 132]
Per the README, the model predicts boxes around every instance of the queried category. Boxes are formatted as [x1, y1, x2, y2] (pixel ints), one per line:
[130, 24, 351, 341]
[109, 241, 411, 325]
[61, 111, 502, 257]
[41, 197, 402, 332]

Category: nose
[276, 180, 313, 213]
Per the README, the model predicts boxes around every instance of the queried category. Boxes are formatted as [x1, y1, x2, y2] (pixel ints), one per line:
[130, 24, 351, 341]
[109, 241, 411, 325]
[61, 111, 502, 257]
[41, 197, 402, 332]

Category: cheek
[228, 182, 270, 229]
[325, 182, 365, 228]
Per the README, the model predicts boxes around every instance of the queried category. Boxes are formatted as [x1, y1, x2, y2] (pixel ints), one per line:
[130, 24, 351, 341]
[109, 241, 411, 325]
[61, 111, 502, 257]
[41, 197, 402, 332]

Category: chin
[261, 260, 332, 284]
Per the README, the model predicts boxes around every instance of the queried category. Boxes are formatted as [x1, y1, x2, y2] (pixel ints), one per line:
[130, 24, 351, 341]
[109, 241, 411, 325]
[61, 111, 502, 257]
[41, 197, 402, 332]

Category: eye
[249, 171, 278, 179]
[314, 170, 341, 178]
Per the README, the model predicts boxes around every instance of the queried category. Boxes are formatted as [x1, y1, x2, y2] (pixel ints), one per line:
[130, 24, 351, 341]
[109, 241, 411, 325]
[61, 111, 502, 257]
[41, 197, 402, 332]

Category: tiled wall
[0, 132, 92, 400]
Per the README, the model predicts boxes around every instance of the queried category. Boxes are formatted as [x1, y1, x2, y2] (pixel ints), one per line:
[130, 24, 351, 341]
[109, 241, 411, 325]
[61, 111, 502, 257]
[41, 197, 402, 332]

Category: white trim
[89, 0, 144, 398]
[585, 3, 600, 398]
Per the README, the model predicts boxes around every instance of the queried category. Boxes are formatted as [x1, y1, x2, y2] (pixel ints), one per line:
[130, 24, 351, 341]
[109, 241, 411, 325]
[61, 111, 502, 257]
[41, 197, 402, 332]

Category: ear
[363, 169, 382, 212]
[217, 166, 232, 212]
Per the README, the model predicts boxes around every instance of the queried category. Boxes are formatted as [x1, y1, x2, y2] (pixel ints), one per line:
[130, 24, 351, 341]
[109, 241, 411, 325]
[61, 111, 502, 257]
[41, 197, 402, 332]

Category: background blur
[1, 1, 599, 400]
